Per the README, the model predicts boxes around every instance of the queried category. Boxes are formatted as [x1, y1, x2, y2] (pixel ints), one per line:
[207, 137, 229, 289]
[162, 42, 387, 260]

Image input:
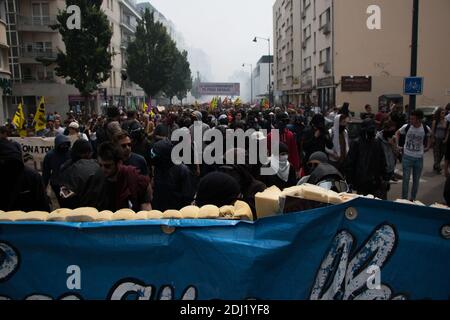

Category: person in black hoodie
[344, 118, 388, 197]
[0, 139, 50, 212]
[302, 114, 334, 164]
[58, 139, 100, 209]
[151, 139, 196, 211]
[42, 134, 71, 206]
[218, 148, 266, 219]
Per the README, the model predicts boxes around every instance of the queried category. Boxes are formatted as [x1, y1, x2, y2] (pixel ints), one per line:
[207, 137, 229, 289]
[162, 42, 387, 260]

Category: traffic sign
[404, 77, 423, 95]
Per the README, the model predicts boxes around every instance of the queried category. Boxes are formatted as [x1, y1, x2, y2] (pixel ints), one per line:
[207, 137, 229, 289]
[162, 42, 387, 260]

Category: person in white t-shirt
[396, 110, 432, 201]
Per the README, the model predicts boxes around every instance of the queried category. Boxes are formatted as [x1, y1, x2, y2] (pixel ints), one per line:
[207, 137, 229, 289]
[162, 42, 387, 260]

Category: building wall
[0, 0, 10, 124]
[274, 0, 301, 105]
[334, 0, 450, 112]
[417, 0, 450, 107]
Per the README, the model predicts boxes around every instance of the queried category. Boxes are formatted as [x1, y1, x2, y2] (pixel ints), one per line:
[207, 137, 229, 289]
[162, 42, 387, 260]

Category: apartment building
[253, 55, 274, 102]
[274, 0, 450, 112]
[273, 0, 302, 106]
[0, 0, 11, 124]
[2, 0, 145, 120]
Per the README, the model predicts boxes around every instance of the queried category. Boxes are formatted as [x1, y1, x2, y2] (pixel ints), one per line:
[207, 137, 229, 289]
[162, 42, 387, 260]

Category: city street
[389, 151, 447, 205]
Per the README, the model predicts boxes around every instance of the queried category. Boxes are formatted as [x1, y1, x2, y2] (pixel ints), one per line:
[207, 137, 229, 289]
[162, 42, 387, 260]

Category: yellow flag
[150, 108, 155, 119]
[34, 96, 46, 132]
[12, 103, 25, 130]
[142, 102, 149, 113]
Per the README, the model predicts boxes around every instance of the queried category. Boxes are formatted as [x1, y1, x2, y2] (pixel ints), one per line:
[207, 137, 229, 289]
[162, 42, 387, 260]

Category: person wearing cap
[68, 122, 88, 141]
[261, 142, 297, 190]
[344, 118, 388, 197]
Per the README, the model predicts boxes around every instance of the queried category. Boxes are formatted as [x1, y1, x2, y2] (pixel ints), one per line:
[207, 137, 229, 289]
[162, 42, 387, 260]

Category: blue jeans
[402, 155, 424, 201]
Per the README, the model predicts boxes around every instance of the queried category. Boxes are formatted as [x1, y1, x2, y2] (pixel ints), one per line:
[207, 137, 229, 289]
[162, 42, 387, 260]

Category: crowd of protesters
[1, 100, 450, 215]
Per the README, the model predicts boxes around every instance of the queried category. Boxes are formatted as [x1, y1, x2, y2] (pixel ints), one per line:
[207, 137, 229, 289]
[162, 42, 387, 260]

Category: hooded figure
[218, 148, 266, 219]
[0, 140, 50, 212]
[42, 134, 71, 204]
[302, 114, 334, 164]
[267, 113, 301, 172]
[195, 172, 241, 208]
[261, 142, 297, 190]
[59, 140, 100, 209]
[151, 140, 195, 211]
[326, 114, 350, 168]
[344, 119, 388, 197]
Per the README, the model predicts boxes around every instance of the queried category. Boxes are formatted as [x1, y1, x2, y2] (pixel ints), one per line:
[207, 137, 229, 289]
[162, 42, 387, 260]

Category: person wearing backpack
[396, 109, 432, 201]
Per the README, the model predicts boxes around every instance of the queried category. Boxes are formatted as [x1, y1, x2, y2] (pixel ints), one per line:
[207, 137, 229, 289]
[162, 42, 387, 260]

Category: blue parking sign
[404, 77, 423, 95]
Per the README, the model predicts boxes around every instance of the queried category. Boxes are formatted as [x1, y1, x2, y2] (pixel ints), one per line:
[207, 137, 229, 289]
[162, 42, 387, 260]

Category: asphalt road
[388, 150, 447, 205]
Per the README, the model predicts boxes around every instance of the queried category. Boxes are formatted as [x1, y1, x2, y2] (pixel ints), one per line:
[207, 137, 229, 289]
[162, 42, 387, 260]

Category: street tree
[126, 9, 178, 102]
[165, 50, 192, 105]
[51, 0, 113, 113]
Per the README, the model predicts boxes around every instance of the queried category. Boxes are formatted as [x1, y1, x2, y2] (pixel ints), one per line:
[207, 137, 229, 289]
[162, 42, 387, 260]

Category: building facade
[253, 55, 273, 102]
[0, 0, 11, 124]
[273, 0, 450, 112]
[2, 0, 145, 121]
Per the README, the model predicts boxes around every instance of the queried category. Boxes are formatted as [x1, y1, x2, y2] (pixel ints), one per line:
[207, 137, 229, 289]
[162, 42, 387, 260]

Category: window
[303, 24, 311, 40]
[314, 31, 317, 53]
[31, 2, 50, 25]
[303, 56, 311, 71]
[320, 8, 331, 28]
[320, 47, 331, 64]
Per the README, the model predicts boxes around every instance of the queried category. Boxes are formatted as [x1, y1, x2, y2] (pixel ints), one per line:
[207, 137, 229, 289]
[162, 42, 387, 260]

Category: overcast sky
[137, 0, 274, 82]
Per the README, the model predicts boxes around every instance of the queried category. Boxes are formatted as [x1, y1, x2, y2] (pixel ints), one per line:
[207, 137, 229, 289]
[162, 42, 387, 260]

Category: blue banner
[0, 198, 449, 300]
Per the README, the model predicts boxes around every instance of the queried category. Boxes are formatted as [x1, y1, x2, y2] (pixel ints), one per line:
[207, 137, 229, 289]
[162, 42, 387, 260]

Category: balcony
[17, 15, 58, 33]
[120, 21, 136, 34]
[19, 48, 58, 64]
[20, 75, 57, 83]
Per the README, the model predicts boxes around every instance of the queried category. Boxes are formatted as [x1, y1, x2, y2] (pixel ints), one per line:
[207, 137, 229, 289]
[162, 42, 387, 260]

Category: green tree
[191, 73, 202, 100]
[51, 0, 113, 112]
[126, 9, 178, 102]
[165, 50, 192, 105]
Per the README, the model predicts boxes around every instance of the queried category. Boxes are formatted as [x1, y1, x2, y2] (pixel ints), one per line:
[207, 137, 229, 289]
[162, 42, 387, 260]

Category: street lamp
[253, 36, 272, 107]
[242, 63, 253, 104]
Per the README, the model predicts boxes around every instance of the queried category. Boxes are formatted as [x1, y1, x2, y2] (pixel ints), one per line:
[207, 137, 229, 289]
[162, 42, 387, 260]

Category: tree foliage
[126, 9, 178, 98]
[51, 0, 113, 97]
[165, 50, 192, 104]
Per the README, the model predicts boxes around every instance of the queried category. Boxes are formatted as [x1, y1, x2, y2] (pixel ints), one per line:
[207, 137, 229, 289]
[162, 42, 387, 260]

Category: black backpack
[398, 124, 429, 148]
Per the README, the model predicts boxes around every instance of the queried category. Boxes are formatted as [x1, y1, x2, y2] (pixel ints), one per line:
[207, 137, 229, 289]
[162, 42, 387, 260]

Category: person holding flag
[12, 102, 26, 137]
[34, 96, 47, 136]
